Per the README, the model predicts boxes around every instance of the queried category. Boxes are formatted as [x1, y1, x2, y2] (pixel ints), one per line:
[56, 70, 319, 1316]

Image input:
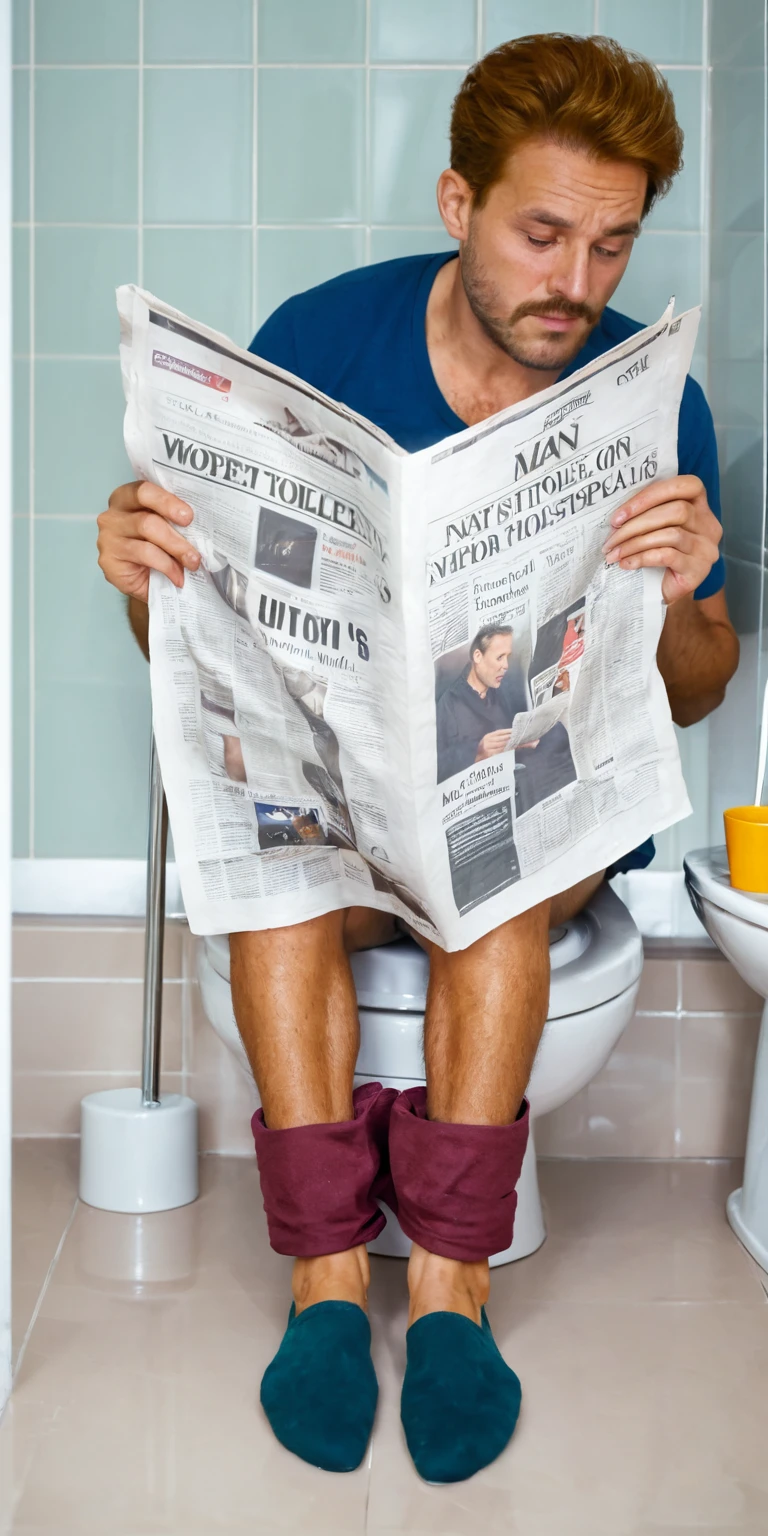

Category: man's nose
[548, 244, 591, 306]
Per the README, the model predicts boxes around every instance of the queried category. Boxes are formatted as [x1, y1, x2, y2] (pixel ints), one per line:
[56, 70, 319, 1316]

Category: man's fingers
[108, 479, 194, 525]
[605, 526, 697, 564]
[114, 542, 186, 588]
[609, 475, 705, 527]
[98, 507, 200, 566]
[603, 500, 696, 553]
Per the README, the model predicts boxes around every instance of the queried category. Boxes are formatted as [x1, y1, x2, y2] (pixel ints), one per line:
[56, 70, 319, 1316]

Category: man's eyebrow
[523, 208, 641, 238]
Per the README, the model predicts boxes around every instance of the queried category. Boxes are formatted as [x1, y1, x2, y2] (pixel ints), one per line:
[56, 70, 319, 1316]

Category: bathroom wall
[11, 919, 762, 1158]
[12, 0, 721, 868]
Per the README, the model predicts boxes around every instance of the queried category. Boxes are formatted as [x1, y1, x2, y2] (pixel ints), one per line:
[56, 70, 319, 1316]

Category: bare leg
[229, 905, 397, 1314]
[408, 869, 605, 1325]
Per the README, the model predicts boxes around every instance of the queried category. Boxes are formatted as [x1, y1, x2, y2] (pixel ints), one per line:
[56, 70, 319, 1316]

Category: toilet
[197, 880, 643, 1265]
[684, 847, 768, 1273]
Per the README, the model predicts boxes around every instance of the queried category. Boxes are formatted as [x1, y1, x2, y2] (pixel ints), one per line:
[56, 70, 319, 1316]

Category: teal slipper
[401, 1307, 522, 1484]
[260, 1301, 378, 1472]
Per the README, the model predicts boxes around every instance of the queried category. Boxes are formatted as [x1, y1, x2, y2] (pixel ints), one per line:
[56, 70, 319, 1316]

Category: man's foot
[260, 1245, 378, 1473]
[401, 1243, 521, 1484]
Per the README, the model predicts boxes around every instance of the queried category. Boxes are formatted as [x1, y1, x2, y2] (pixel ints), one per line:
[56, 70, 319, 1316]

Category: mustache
[508, 298, 598, 326]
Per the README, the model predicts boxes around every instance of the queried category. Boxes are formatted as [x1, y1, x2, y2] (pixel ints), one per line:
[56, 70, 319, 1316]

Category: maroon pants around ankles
[388, 1087, 530, 1262]
[251, 1082, 398, 1257]
[252, 1081, 530, 1264]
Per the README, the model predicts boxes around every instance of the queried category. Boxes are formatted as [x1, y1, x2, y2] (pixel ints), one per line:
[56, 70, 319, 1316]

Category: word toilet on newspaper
[118, 285, 696, 949]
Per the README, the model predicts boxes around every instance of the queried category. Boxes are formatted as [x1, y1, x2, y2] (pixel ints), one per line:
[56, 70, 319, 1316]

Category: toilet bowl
[684, 847, 768, 1273]
[197, 880, 642, 1265]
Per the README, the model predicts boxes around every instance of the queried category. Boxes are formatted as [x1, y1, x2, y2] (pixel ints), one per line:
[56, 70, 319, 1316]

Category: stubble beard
[461, 227, 600, 372]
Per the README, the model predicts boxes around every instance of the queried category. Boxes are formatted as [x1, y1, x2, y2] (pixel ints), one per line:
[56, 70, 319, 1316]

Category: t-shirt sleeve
[677, 376, 725, 600]
[248, 299, 300, 375]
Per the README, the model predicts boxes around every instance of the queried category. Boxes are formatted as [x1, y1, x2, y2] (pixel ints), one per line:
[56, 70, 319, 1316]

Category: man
[97, 35, 738, 1484]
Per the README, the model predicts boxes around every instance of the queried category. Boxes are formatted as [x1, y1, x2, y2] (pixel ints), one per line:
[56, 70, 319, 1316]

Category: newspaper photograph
[118, 286, 696, 948]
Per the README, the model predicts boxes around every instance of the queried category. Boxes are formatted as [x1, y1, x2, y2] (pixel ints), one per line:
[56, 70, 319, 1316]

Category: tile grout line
[27, 0, 35, 857]
[475, 0, 483, 59]
[251, 0, 258, 332]
[11, 59, 712, 72]
[364, 0, 371, 263]
[12, 1195, 79, 1387]
[137, 0, 144, 287]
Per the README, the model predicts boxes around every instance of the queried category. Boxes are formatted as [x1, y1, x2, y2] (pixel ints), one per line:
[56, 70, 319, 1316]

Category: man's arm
[127, 594, 150, 661]
[656, 589, 739, 727]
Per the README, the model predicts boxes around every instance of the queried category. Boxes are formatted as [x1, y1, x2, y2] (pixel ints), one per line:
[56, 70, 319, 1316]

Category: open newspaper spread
[118, 286, 696, 948]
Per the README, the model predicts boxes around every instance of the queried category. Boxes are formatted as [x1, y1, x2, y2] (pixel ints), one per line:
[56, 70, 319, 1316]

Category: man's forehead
[496, 137, 647, 223]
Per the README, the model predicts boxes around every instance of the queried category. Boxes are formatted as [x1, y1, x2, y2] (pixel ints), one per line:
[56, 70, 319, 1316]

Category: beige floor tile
[504, 1159, 766, 1305]
[366, 1302, 768, 1534]
[11, 1141, 79, 1362]
[5, 1152, 768, 1535]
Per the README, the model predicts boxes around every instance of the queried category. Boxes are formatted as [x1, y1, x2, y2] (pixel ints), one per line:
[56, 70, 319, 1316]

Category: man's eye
[527, 235, 552, 248]
[595, 246, 621, 259]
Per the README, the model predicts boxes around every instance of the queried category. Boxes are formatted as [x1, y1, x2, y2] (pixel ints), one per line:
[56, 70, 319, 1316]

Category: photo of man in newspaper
[435, 623, 578, 815]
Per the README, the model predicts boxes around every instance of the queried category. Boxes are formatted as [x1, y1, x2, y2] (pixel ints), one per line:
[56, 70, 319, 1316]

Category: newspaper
[118, 285, 696, 949]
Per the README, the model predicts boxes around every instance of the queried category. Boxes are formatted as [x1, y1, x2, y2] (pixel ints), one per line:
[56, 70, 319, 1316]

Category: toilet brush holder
[79, 734, 198, 1213]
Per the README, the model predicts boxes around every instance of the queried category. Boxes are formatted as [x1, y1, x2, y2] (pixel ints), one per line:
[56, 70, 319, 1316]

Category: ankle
[407, 1243, 490, 1327]
[292, 1245, 371, 1314]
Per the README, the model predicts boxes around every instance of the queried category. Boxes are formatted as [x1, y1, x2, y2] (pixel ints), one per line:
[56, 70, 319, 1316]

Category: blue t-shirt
[251, 250, 724, 602]
[249, 252, 726, 875]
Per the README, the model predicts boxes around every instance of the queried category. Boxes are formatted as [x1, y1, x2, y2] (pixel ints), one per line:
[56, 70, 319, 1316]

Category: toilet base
[368, 1123, 545, 1267]
[726, 1188, 768, 1275]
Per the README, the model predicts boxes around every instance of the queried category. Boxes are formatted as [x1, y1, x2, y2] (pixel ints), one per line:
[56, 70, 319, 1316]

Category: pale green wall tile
[612, 231, 702, 322]
[35, 521, 149, 688]
[143, 69, 252, 224]
[13, 517, 29, 857]
[12, 68, 29, 222]
[370, 0, 475, 62]
[371, 69, 462, 224]
[13, 0, 29, 63]
[256, 227, 365, 327]
[645, 70, 702, 232]
[35, 70, 138, 222]
[599, 0, 703, 64]
[484, 0, 592, 49]
[370, 227, 458, 263]
[34, 361, 132, 518]
[13, 359, 29, 515]
[34, 681, 151, 856]
[144, 228, 253, 343]
[711, 67, 765, 233]
[13, 226, 29, 355]
[258, 0, 365, 62]
[35, 0, 139, 63]
[710, 0, 765, 66]
[145, 0, 252, 63]
[258, 69, 364, 222]
[711, 234, 764, 365]
[35, 228, 137, 356]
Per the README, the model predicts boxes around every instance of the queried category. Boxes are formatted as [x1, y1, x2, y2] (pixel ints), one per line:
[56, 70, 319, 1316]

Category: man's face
[455, 137, 647, 371]
[472, 634, 513, 689]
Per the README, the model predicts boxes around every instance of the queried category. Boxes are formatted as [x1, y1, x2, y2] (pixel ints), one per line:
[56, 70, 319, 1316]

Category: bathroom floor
[2, 1146, 767, 1535]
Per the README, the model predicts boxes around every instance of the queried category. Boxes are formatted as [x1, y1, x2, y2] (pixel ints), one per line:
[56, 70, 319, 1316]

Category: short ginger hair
[450, 33, 684, 219]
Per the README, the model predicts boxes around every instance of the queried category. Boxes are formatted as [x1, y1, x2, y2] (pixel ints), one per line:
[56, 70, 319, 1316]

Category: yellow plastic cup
[723, 806, 768, 893]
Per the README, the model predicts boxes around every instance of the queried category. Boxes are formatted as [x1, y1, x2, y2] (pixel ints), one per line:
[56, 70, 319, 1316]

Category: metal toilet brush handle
[78, 728, 198, 1213]
[141, 733, 168, 1107]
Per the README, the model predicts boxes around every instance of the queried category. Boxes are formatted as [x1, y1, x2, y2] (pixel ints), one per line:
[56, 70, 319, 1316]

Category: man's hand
[602, 475, 721, 604]
[475, 729, 512, 760]
[97, 481, 201, 603]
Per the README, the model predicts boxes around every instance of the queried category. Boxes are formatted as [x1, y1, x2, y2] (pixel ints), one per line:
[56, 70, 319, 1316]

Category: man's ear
[436, 168, 474, 242]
